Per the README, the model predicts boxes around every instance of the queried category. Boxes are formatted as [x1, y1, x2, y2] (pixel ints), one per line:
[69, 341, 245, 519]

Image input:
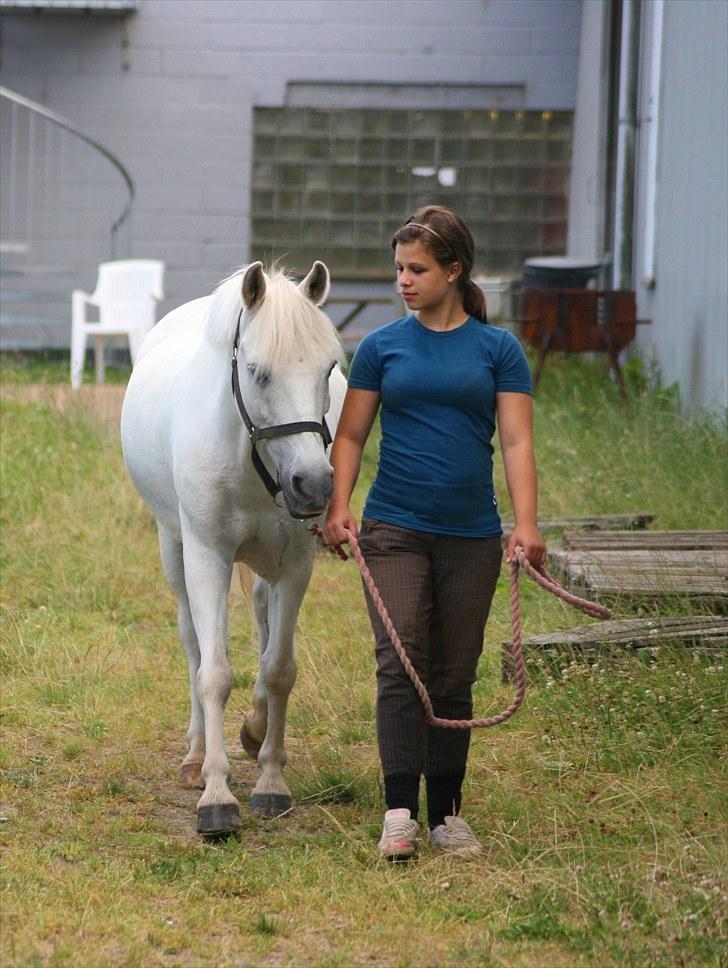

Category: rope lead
[311, 526, 611, 730]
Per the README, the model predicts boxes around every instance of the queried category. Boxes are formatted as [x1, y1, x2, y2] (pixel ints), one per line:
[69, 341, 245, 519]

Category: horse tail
[236, 563, 254, 604]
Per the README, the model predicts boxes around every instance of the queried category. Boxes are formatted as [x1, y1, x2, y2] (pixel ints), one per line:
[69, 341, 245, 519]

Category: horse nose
[290, 466, 333, 506]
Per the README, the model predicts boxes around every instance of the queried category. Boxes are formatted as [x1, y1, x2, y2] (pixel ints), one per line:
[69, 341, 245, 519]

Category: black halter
[230, 309, 332, 500]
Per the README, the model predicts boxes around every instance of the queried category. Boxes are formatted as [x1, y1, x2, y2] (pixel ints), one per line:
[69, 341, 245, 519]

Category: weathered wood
[563, 530, 728, 551]
[502, 513, 655, 535]
[501, 616, 728, 681]
[548, 548, 728, 603]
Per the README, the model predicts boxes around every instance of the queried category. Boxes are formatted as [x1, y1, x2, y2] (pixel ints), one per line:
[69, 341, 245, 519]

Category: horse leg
[180, 525, 240, 836]
[250, 550, 313, 817]
[158, 525, 205, 789]
[240, 575, 269, 760]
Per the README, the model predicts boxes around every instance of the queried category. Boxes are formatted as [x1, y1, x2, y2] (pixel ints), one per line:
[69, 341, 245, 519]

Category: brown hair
[391, 205, 488, 323]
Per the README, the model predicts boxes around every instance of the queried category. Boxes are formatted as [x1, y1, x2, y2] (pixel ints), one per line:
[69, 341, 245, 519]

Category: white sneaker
[377, 808, 421, 861]
[429, 815, 483, 856]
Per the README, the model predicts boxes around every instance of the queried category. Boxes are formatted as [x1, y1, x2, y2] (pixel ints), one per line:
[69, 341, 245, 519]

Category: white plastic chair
[71, 259, 165, 388]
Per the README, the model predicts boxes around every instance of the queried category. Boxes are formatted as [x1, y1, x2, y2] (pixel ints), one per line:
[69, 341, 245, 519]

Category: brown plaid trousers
[357, 518, 502, 779]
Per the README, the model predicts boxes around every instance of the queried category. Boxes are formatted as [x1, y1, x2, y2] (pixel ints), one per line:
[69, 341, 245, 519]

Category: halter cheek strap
[231, 308, 332, 500]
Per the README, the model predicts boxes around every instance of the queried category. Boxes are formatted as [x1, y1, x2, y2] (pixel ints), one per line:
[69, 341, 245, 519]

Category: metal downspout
[642, 0, 665, 288]
[613, 0, 641, 289]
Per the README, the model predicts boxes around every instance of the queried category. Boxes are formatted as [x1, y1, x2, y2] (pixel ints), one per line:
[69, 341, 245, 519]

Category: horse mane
[204, 265, 344, 369]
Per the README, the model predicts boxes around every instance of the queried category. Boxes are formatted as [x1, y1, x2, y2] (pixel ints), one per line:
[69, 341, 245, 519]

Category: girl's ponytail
[461, 277, 488, 324]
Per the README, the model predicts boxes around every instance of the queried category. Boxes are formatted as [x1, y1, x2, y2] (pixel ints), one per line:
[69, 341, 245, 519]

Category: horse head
[234, 261, 344, 519]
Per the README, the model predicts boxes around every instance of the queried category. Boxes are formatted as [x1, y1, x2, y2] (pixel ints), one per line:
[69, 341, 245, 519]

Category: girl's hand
[322, 506, 358, 547]
[506, 523, 546, 568]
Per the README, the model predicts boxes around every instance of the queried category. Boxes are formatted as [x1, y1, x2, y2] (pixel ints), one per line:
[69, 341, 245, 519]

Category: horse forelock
[205, 265, 344, 369]
[244, 271, 345, 370]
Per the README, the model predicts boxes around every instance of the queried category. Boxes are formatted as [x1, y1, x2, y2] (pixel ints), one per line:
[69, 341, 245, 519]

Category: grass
[1, 352, 726, 967]
[0, 351, 132, 386]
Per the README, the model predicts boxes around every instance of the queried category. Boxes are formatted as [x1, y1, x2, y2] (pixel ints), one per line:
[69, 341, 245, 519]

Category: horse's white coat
[121, 263, 347, 825]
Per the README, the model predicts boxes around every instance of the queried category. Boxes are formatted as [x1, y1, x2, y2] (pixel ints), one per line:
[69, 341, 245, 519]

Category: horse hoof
[240, 722, 262, 760]
[250, 793, 292, 817]
[197, 803, 242, 837]
[179, 762, 204, 789]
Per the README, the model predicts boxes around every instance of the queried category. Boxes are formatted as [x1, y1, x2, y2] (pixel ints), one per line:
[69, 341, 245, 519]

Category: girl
[323, 205, 545, 859]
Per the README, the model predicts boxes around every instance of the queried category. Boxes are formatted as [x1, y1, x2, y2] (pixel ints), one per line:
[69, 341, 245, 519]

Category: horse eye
[247, 363, 270, 387]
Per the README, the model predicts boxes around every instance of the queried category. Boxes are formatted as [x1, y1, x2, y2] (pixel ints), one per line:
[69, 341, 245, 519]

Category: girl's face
[394, 241, 459, 314]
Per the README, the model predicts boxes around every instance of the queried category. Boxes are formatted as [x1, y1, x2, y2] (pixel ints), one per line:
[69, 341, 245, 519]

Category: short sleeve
[347, 331, 382, 390]
[495, 330, 533, 394]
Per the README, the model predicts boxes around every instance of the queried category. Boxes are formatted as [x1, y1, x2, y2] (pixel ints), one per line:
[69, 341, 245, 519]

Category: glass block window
[251, 108, 573, 279]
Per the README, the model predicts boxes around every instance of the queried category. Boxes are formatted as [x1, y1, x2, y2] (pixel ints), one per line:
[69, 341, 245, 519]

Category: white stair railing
[0, 85, 135, 349]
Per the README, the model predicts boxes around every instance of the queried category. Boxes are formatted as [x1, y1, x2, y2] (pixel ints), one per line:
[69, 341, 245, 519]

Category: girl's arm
[496, 391, 546, 566]
[322, 387, 380, 545]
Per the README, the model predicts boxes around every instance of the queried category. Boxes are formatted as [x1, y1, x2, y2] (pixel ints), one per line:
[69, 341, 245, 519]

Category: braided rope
[310, 525, 611, 730]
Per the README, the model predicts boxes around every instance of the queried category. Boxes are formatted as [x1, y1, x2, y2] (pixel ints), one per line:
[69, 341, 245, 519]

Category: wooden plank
[502, 513, 655, 535]
[505, 615, 728, 647]
[501, 616, 728, 681]
[548, 548, 728, 602]
[551, 548, 728, 571]
[563, 530, 728, 551]
[551, 548, 728, 574]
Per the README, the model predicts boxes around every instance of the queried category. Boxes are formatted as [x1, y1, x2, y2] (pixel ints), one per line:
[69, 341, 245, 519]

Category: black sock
[384, 773, 420, 820]
[426, 773, 464, 829]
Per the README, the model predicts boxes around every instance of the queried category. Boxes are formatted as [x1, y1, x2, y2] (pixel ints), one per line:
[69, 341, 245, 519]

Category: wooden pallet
[501, 512, 655, 535]
[501, 615, 728, 681]
[548, 548, 728, 603]
[562, 530, 728, 551]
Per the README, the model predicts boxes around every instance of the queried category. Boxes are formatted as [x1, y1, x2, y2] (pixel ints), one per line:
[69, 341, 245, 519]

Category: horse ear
[299, 261, 330, 306]
[242, 262, 266, 310]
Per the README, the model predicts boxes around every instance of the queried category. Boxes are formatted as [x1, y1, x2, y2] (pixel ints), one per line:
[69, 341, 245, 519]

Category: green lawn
[1, 353, 726, 967]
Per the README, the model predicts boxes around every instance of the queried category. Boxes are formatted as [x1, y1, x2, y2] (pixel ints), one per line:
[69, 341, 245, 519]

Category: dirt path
[0, 382, 126, 433]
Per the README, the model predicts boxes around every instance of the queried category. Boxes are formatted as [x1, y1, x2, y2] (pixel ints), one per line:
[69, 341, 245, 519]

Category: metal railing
[0, 85, 135, 348]
[0, 85, 134, 260]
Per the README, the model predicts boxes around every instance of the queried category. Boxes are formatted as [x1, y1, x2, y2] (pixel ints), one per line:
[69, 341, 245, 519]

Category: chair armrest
[72, 289, 99, 325]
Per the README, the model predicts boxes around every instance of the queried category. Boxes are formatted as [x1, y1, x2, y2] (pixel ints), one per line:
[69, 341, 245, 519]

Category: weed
[231, 670, 254, 690]
[82, 717, 108, 739]
[296, 766, 372, 806]
[253, 913, 279, 936]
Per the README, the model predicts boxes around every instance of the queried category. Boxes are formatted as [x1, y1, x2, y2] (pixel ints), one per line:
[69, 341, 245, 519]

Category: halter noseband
[230, 308, 332, 501]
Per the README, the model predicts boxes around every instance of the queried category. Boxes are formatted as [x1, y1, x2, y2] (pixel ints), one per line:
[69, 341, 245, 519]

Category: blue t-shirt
[348, 315, 532, 537]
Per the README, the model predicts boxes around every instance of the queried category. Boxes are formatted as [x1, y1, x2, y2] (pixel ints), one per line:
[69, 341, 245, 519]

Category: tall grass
[511, 354, 727, 530]
[1, 356, 726, 967]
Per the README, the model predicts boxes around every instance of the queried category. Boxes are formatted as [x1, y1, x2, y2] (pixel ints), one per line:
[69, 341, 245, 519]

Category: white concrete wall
[567, 0, 727, 413]
[633, 0, 728, 413]
[0, 0, 583, 315]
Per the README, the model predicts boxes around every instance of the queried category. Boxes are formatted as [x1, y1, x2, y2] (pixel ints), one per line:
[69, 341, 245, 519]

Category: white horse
[121, 261, 346, 836]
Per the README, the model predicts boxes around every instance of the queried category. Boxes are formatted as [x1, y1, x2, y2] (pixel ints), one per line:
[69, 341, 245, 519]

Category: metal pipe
[613, 0, 641, 289]
[641, 0, 664, 288]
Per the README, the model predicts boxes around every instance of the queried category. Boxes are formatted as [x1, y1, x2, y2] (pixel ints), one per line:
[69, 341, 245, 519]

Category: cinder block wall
[1, 0, 582, 316]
